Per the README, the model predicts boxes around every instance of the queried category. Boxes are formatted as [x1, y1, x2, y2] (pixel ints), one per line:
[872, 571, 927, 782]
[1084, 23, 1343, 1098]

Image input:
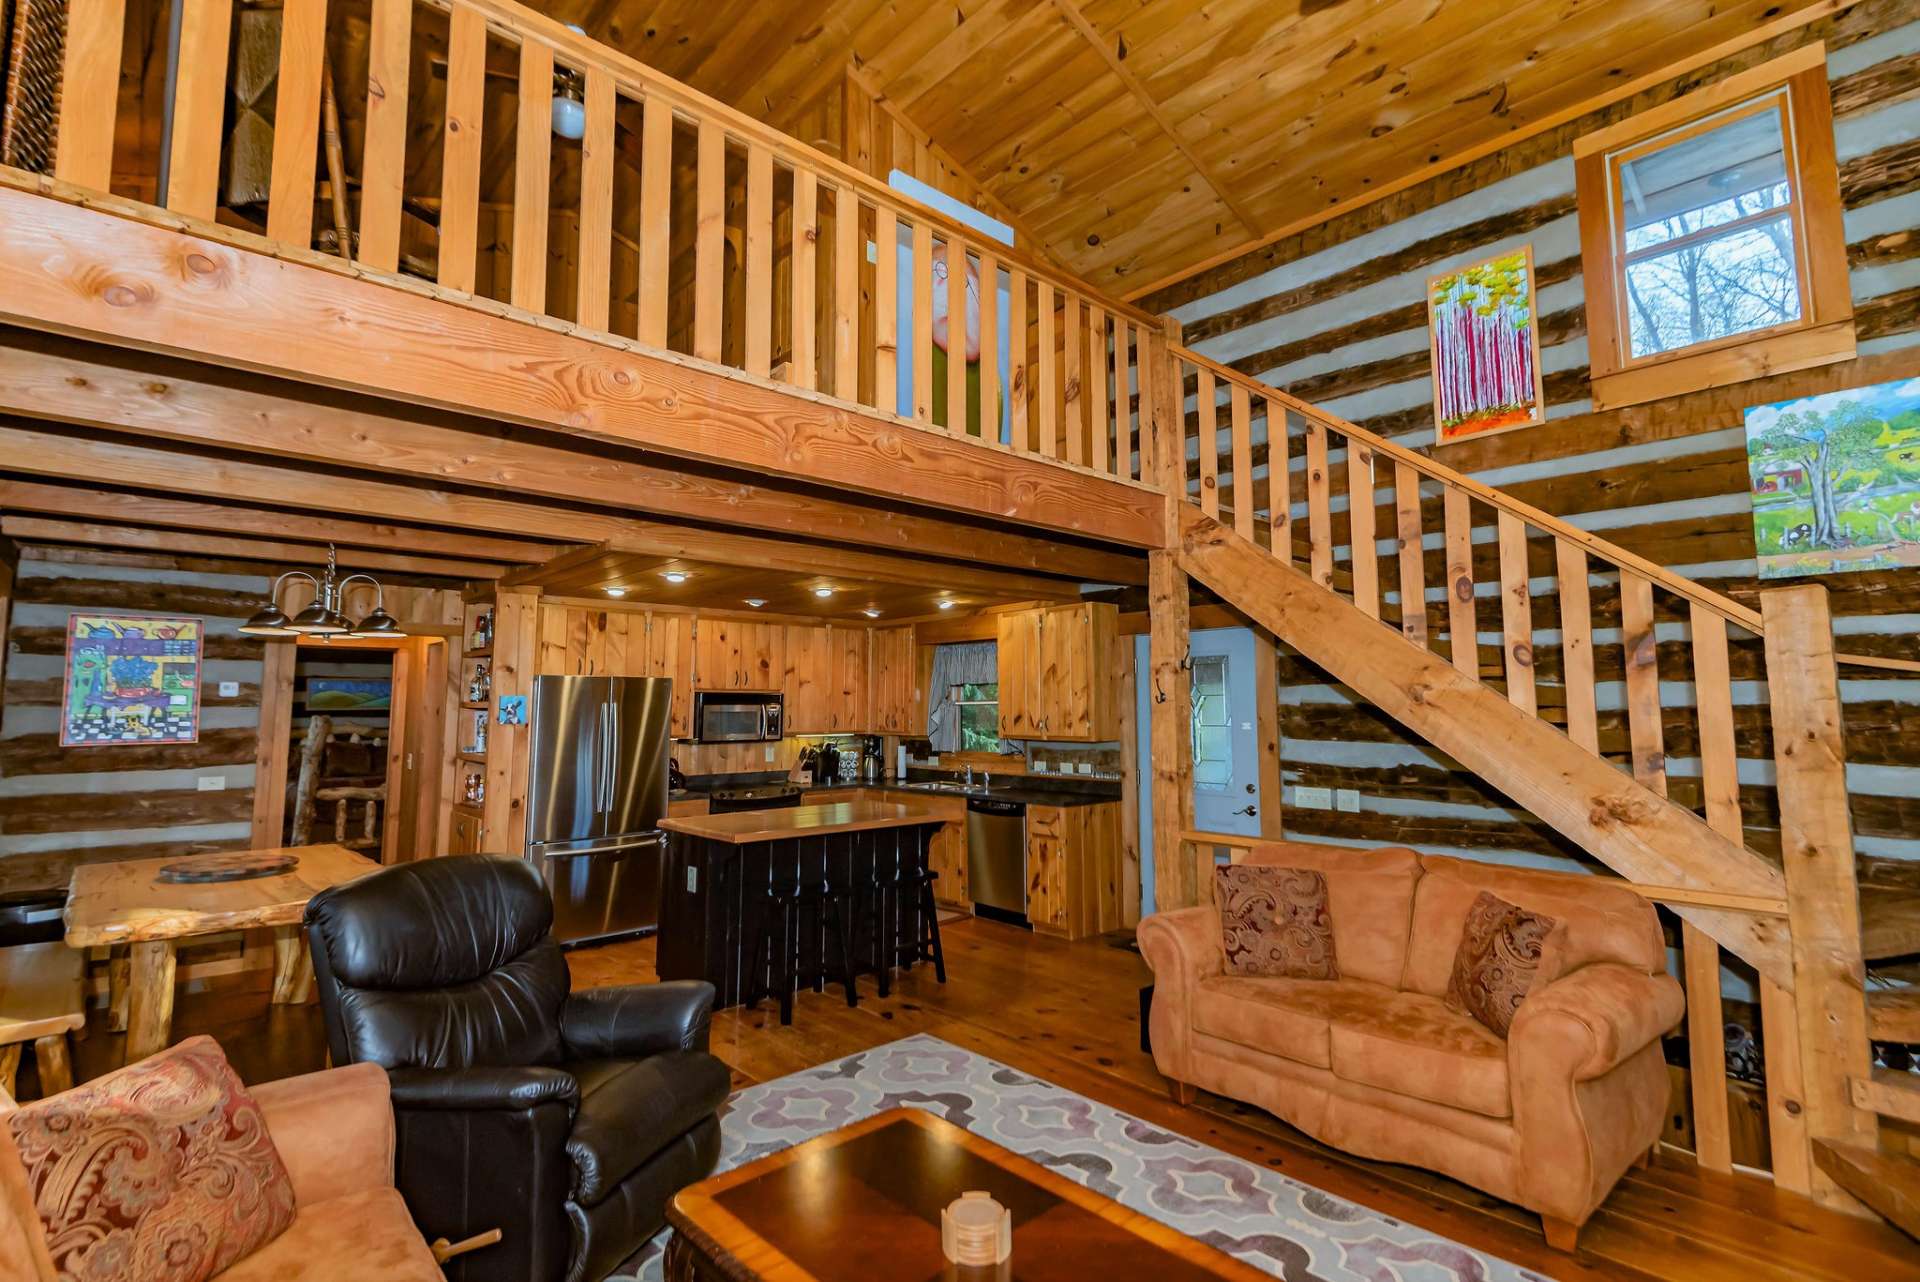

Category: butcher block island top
[659, 801, 942, 845]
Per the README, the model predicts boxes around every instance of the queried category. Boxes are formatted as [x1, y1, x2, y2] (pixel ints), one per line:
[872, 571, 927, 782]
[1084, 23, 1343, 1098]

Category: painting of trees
[1427, 247, 1546, 445]
[1744, 379, 1920, 578]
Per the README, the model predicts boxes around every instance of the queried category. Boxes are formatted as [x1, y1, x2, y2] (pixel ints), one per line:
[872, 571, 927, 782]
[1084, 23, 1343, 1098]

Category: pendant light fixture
[240, 544, 403, 640]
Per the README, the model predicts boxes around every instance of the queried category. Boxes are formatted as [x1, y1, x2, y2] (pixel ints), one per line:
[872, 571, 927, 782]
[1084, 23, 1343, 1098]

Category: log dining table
[64, 844, 382, 1061]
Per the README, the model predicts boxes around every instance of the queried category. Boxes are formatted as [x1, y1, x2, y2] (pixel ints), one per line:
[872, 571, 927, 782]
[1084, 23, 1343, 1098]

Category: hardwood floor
[59, 917, 1920, 1282]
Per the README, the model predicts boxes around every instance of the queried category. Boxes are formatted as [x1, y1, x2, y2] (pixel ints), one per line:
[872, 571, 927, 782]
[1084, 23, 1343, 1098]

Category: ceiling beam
[0, 479, 564, 563]
[0, 334, 1144, 588]
[0, 181, 1162, 549]
[1044, 0, 1261, 240]
[0, 424, 1086, 601]
[0, 516, 507, 580]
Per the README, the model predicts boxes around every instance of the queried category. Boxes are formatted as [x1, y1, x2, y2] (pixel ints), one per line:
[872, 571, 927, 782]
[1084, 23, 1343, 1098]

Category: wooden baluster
[911, 222, 934, 421]
[1008, 270, 1028, 450]
[1619, 573, 1662, 786]
[1394, 462, 1425, 647]
[436, 5, 485, 292]
[1497, 512, 1534, 713]
[1196, 369, 1219, 517]
[945, 234, 968, 433]
[979, 251, 999, 444]
[165, 0, 235, 220]
[1037, 281, 1057, 457]
[637, 97, 672, 346]
[1685, 602, 1739, 1174]
[56, 0, 127, 190]
[1555, 542, 1597, 752]
[791, 169, 818, 390]
[1345, 437, 1378, 616]
[1759, 979, 1813, 1194]
[1113, 317, 1130, 475]
[692, 119, 724, 360]
[872, 207, 897, 408]
[512, 39, 556, 313]
[1231, 383, 1254, 541]
[574, 68, 615, 331]
[1089, 304, 1109, 473]
[1304, 419, 1333, 588]
[355, 0, 411, 270]
[1063, 293, 1083, 463]
[834, 186, 860, 399]
[1443, 487, 1476, 677]
[1268, 400, 1292, 562]
[1134, 323, 1154, 486]
[740, 145, 773, 374]
[269, 0, 329, 246]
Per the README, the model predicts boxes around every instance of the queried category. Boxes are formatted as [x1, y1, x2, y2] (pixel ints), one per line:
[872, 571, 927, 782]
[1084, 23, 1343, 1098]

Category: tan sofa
[0, 1060, 447, 1281]
[1139, 842, 1684, 1249]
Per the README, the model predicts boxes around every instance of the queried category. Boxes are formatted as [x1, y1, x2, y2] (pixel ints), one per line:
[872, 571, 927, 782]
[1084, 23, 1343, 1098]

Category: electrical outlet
[1293, 786, 1332, 810]
[1075, 762, 1092, 775]
[1335, 789, 1361, 812]
[197, 775, 226, 792]
[685, 867, 698, 893]
[218, 680, 240, 698]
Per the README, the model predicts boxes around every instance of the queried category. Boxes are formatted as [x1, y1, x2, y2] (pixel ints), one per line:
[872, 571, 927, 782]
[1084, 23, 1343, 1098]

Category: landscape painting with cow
[1744, 378, 1920, 579]
[59, 613, 203, 746]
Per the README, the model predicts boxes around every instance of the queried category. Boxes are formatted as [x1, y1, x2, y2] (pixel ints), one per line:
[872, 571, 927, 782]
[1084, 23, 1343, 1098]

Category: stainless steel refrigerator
[525, 675, 672, 945]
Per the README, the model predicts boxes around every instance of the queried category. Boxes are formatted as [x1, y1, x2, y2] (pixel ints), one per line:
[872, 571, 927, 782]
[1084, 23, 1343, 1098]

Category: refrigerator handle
[600, 702, 613, 814]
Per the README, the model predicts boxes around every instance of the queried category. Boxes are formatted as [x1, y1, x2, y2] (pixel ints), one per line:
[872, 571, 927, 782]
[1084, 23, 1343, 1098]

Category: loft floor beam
[0, 516, 510, 580]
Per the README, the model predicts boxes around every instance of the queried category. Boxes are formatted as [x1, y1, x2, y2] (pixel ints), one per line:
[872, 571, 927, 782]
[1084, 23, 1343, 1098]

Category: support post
[1146, 316, 1194, 911]
[1761, 583, 1876, 1208]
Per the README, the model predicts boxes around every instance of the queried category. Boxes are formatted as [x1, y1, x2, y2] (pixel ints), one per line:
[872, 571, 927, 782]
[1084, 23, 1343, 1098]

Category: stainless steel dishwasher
[966, 797, 1027, 920]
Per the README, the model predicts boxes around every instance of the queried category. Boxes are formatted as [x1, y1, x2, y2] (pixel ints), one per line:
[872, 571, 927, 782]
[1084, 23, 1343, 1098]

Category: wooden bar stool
[863, 867, 948, 996]
[0, 942, 86, 1098]
[744, 880, 858, 1026]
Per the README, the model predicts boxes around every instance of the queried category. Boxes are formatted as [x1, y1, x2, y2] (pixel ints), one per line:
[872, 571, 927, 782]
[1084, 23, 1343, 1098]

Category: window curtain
[927, 641, 1003, 753]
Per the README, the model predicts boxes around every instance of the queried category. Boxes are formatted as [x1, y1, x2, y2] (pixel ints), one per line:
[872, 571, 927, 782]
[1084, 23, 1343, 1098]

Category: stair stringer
[1175, 508, 1793, 989]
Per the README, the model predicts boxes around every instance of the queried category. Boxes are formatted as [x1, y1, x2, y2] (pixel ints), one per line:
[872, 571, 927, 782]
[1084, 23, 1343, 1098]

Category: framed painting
[1428, 246, 1548, 445]
[304, 677, 391, 712]
[60, 613, 203, 746]
[1745, 377, 1920, 578]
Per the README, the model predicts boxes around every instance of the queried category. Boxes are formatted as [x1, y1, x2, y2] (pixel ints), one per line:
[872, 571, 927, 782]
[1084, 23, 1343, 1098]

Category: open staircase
[1152, 342, 1920, 1234]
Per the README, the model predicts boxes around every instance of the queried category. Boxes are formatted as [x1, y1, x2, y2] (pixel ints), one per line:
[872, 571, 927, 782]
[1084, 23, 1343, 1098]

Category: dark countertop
[794, 775, 1122, 809]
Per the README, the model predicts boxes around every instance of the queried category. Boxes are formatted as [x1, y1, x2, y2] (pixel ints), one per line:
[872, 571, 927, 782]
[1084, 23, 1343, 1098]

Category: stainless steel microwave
[693, 691, 784, 742]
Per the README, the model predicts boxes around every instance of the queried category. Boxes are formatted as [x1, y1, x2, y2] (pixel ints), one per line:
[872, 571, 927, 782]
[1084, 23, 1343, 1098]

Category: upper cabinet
[534, 604, 692, 737]
[869, 626, 920, 735]
[695, 618, 784, 691]
[784, 623, 869, 733]
[997, 603, 1119, 742]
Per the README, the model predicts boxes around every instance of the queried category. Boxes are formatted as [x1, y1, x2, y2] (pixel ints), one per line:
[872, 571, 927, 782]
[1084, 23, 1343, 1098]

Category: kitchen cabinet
[1025, 801, 1123, 940]
[450, 807, 484, 856]
[869, 626, 920, 735]
[996, 603, 1119, 741]
[533, 605, 651, 677]
[784, 624, 867, 732]
[695, 617, 784, 691]
[645, 612, 695, 739]
[667, 796, 711, 818]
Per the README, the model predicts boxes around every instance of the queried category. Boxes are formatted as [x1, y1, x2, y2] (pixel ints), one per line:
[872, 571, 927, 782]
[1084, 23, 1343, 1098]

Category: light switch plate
[197, 775, 226, 792]
[1294, 786, 1332, 810]
[685, 867, 698, 893]
[1335, 789, 1361, 812]
[218, 680, 240, 698]
[764, 745, 775, 762]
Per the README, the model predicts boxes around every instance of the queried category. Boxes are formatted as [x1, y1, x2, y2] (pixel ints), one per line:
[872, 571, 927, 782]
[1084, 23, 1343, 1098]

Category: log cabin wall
[0, 549, 270, 894]
[1141, 2, 1920, 896]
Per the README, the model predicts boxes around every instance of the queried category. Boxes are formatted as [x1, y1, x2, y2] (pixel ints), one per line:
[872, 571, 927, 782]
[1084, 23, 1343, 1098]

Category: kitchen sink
[893, 781, 975, 794]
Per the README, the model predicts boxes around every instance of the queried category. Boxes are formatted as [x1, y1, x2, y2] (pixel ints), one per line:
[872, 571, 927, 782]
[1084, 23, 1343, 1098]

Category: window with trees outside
[1573, 45, 1853, 411]
[949, 683, 1000, 752]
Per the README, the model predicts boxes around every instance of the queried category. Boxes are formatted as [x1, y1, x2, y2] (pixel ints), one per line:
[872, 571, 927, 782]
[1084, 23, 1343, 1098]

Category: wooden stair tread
[1851, 1068, 1920, 1124]
[1812, 1139, 1920, 1242]
[0, 943, 86, 1042]
[1869, 988, 1920, 1043]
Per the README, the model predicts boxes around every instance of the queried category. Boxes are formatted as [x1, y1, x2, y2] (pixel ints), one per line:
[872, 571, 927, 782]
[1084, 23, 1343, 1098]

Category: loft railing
[1162, 343, 1903, 1200]
[38, 0, 1163, 485]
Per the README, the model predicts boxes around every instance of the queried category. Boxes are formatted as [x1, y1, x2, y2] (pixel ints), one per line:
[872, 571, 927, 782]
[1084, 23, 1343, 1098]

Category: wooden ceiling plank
[0, 516, 506, 579]
[0, 479, 564, 564]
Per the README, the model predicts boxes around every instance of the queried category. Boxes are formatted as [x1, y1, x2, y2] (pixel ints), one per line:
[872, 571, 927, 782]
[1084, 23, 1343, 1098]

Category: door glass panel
[1191, 656, 1230, 792]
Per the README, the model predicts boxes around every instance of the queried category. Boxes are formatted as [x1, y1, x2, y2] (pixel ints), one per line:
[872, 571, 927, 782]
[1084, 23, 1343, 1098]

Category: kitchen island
[655, 802, 946, 1009]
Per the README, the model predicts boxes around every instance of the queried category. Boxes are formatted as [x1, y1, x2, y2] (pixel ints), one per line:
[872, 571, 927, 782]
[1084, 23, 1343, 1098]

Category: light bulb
[606, 587, 627, 597]
[937, 599, 956, 610]
[661, 571, 689, 584]
[813, 586, 835, 598]
[552, 93, 586, 140]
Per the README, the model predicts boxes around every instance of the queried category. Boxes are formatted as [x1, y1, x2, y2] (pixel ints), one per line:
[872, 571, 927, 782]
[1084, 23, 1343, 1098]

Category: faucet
[964, 764, 975, 791]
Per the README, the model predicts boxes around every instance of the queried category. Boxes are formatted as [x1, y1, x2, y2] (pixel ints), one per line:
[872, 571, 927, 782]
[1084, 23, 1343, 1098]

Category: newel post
[1760, 582, 1877, 1206]
[1146, 317, 1196, 912]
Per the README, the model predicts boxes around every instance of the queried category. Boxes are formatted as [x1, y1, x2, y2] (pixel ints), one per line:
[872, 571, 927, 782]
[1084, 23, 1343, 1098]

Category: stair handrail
[1168, 342, 1916, 671]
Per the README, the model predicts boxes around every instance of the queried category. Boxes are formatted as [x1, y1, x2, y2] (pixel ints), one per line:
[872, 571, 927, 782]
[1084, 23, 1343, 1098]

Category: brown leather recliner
[1139, 842, 1683, 1249]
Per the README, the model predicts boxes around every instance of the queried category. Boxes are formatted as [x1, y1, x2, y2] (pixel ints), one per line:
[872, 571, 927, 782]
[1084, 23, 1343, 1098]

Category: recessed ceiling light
[862, 608, 881, 618]
[937, 599, 956, 610]
[605, 587, 626, 597]
[813, 586, 835, 598]
[661, 570, 689, 584]
[744, 598, 767, 608]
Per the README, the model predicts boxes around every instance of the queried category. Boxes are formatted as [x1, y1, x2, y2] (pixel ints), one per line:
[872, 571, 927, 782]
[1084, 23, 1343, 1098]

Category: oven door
[696, 697, 769, 742]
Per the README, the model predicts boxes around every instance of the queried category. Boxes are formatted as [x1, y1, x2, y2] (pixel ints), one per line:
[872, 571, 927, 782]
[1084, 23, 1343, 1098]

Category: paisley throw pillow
[6, 1035, 296, 1282]
[1446, 891, 1560, 1038]
[1215, 864, 1339, 980]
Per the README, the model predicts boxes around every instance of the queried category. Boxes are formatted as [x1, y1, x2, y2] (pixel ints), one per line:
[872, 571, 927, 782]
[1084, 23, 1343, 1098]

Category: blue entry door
[1134, 626, 1266, 917]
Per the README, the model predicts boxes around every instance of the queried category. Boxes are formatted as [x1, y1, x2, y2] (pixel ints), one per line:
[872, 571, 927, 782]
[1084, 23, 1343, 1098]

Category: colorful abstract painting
[60, 613, 203, 746]
[1745, 377, 1920, 579]
[1427, 246, 1546, 445]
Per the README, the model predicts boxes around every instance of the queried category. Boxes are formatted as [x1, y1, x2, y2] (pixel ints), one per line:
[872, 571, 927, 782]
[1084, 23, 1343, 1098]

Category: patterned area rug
[617, 1034, 1546, 1282]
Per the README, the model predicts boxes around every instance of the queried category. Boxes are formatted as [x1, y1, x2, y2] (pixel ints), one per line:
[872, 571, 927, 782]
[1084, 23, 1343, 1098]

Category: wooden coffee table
[664, 1108, 1270, 1281]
